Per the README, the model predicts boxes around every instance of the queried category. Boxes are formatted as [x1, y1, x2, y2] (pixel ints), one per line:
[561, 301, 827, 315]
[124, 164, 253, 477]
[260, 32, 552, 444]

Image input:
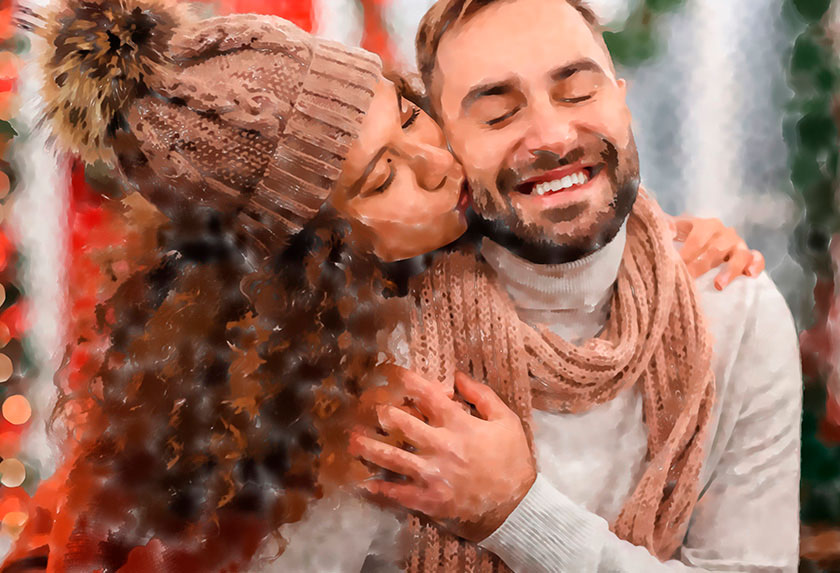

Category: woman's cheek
[365, 218, 431, 262]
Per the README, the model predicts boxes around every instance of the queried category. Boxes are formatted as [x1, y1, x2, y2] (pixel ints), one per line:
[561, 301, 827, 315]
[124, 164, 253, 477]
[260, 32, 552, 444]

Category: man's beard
[471, 135, 640, 265]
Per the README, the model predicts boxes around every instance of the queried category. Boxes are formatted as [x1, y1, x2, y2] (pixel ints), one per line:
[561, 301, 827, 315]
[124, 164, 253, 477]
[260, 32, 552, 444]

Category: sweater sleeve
[481, 276, 802, 573]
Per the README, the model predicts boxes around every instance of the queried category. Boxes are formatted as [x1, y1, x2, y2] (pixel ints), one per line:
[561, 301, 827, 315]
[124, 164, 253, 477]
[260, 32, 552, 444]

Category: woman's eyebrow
[346, 147, 388, 199]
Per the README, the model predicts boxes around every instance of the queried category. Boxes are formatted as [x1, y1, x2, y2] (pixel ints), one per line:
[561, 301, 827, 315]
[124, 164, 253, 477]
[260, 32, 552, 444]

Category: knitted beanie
[28, 0, 382, 247]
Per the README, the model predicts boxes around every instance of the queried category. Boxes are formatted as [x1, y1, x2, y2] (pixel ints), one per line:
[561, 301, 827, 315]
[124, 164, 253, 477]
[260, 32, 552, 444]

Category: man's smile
[514, 163, 605, 197]
[510, 163, 606, 211]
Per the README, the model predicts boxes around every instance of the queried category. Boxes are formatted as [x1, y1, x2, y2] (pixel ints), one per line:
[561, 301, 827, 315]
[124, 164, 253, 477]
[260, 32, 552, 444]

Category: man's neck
[481, 220, 626, 309]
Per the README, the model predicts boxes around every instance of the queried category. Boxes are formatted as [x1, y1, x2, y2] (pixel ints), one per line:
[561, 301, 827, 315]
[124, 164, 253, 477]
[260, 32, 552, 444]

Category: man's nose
[521, 95, 576, 159]
[403, 139, 456, 191]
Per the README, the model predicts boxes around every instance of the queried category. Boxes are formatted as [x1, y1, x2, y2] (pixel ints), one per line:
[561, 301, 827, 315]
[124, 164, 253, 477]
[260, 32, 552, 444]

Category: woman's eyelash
[402, 107, 420, 129]
[365, 164, 396, 196]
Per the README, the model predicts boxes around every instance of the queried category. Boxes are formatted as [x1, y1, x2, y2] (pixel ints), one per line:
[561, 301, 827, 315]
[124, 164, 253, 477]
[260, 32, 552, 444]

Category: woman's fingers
[747, 249, 765, 277]
[714, 249, 752, 290]
[679, 221, 720, 265]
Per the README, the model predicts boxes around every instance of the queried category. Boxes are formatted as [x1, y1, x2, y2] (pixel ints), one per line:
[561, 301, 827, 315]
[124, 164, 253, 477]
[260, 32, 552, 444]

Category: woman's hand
[670, 216, 765, 291]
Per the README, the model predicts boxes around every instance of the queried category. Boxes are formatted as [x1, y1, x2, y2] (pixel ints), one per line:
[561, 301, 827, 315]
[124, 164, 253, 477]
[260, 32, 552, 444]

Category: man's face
[433, 0, 640, 257]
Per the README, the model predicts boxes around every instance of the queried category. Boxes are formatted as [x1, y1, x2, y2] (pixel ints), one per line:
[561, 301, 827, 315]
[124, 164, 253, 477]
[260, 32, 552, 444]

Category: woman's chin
[448, 216, 470, 247]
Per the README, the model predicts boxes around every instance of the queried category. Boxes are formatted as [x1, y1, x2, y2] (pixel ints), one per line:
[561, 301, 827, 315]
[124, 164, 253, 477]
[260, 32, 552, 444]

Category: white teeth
[532, 171, 589, 196]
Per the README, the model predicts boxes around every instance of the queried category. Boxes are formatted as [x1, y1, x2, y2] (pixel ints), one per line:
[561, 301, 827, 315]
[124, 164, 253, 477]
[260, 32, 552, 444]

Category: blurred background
[0, 0, 837, 569]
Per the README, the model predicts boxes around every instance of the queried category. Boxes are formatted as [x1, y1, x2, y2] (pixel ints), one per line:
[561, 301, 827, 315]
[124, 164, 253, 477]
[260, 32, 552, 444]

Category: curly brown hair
[44, 197, 401, 570]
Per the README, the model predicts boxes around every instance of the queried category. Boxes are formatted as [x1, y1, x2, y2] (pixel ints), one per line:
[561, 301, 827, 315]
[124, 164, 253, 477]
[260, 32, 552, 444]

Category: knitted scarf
[405, 193, 716, 572]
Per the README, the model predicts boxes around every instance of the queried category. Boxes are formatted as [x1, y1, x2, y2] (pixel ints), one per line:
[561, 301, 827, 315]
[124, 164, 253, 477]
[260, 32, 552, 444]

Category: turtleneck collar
[480, 223, 627, 313]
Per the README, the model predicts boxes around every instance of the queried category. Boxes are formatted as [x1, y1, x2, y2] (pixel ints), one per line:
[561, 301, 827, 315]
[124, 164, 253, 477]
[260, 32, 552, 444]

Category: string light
[0, 3, 31, 546]
[2, 394, 30, 425]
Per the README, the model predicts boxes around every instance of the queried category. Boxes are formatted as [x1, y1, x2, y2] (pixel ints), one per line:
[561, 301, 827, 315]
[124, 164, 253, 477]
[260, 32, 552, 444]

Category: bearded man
[349, 1, 801, 571]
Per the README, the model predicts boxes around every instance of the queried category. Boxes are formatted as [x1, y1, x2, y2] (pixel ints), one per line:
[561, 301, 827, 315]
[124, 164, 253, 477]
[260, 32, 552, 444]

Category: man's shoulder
[694, 269, 794, 337]
[694, 269, 801, 400]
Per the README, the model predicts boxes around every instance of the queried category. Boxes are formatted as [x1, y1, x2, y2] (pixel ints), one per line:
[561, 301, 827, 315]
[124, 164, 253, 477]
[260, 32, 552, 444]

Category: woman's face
[331, 78, 469, 262]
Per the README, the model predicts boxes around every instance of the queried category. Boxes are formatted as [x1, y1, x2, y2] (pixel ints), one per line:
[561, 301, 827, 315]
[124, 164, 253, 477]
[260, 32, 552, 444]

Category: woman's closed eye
[360, 161, 396, 197]
[398, 93, 420, 130]
[402, 107, 420, 129]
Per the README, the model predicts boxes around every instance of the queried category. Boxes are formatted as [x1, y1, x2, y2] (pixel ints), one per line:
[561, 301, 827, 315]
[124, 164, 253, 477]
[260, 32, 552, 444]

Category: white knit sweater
[264, 227, 802, 573]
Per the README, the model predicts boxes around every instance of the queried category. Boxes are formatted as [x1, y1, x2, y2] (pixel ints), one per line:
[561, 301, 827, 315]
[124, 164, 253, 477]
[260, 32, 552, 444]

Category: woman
[3, 2, 762, 571]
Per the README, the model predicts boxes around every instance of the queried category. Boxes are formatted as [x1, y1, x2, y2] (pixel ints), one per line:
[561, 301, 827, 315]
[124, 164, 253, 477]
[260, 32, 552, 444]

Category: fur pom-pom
[35, 0, 185, 165]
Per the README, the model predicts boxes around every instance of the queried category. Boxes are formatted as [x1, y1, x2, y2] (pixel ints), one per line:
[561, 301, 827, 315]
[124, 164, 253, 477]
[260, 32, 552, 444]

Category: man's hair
[416, 0, 601, 114]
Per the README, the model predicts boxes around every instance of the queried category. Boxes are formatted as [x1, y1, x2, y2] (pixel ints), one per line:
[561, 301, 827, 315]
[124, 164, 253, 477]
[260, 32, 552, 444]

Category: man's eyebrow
[346, 147, 388, 199]
[461, 79, 519, 112]
[550, 59, 605, 81]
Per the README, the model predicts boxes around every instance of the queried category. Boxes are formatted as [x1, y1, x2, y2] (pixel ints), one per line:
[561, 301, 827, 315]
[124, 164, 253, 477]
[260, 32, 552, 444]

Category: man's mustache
[495, 148, 587, 193]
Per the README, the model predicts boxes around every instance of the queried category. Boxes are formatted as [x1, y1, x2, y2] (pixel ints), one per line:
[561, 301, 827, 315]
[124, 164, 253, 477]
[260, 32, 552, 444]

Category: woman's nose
[403, 140, 456, 191]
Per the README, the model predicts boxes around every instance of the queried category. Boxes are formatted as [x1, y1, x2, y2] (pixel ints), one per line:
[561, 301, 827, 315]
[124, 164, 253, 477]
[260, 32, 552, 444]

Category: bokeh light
[1, 395, 30, 425]
[0, 458, 25, 487]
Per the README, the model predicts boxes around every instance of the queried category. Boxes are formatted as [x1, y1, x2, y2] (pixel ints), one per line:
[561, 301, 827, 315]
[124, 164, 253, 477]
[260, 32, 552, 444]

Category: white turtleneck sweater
[265, 228, 802, 573]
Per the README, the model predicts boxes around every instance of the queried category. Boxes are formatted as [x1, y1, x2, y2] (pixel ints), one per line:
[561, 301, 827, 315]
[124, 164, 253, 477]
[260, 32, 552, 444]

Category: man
[349, 0, 801, 571]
